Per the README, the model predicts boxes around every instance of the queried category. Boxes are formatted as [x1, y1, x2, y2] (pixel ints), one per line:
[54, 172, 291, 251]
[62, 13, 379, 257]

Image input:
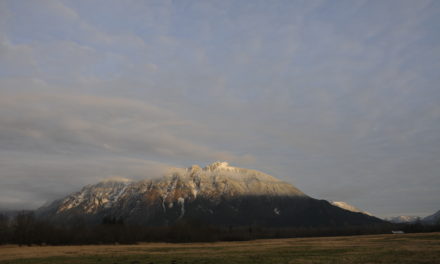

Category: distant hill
[385, 215, 420, 224]
[384, 210, 440, 225]
[423, 210, 440, 225]
[37, 162, 384, 227]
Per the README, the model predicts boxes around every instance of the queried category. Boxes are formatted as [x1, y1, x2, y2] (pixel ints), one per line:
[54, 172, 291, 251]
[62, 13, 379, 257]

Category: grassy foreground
[0, 232, 439, 264]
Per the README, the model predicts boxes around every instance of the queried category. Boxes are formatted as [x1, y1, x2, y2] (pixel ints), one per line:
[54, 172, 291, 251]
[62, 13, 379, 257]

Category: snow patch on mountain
[330, 201, 372, 216]
[386, 215, 420, 224]
[43, 162, 306, 216]
[177, 197, 185, 219]
[57, 179, 132, 214]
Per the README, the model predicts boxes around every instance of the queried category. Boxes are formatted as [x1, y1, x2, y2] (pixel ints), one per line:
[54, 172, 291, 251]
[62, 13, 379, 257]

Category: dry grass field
[1, 232, 439, 264]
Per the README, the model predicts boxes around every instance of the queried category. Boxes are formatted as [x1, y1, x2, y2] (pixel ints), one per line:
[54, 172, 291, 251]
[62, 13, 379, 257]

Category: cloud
[0, 90, 253, 162]
[0, 153, 172, 209]
[0, 89, 256, 209]
[0, 38, 38, 77]
[0, 0, 439, 218]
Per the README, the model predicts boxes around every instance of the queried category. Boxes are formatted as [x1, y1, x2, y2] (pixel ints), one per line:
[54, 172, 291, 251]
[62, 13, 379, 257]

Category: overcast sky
[0, 0, 439, 218]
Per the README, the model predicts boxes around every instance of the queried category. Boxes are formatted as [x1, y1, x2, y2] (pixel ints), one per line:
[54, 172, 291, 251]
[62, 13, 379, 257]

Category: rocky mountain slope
[37, 162, 384, 227]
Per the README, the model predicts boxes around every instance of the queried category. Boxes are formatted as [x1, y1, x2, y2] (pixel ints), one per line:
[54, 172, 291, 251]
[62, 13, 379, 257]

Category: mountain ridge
[37, 162, 384, 227]
[330, 201, 372, 216]
[423, 210, 440, 225]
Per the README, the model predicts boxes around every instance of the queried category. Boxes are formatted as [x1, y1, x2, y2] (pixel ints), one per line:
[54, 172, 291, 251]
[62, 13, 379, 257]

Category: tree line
[0, 212, 439, 245]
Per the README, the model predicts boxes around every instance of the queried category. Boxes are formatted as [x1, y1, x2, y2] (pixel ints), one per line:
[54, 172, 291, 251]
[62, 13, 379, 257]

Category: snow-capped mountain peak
[385, 215, 420, 224]
[37, 162, 383, 227]
[47, 162, 305, 216]
[203, 161, 231, 171]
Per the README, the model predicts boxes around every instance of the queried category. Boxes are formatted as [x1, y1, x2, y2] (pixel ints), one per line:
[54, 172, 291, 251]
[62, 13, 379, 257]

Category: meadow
[0, 232, 439, 264]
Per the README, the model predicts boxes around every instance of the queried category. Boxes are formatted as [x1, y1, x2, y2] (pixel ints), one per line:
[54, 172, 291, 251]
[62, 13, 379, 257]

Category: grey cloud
[0, 91, 253, 164]
[0, 0, 439, 218]
[0, 38, 38, 77]
[0, 153, 172, 210]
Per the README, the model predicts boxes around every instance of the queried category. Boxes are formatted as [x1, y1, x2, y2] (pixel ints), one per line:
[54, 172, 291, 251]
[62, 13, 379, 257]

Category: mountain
[37, 162, 384, 227]
[384, 210, 440, 225]
[422, 210, 440, 225]
[386, 215, 420, 224]
[329, 201, 372, 216]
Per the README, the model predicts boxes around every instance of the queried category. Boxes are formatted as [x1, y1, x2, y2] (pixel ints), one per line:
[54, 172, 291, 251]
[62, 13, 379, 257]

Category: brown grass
[1, 232, 439, 264]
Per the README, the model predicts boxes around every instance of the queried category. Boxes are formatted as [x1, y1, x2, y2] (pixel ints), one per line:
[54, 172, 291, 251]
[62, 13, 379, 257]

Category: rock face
[37, 162, 384, 227]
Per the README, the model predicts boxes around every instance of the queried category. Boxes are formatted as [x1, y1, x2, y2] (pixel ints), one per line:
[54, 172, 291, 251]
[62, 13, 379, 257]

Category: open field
[1, 232, 439, 264]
